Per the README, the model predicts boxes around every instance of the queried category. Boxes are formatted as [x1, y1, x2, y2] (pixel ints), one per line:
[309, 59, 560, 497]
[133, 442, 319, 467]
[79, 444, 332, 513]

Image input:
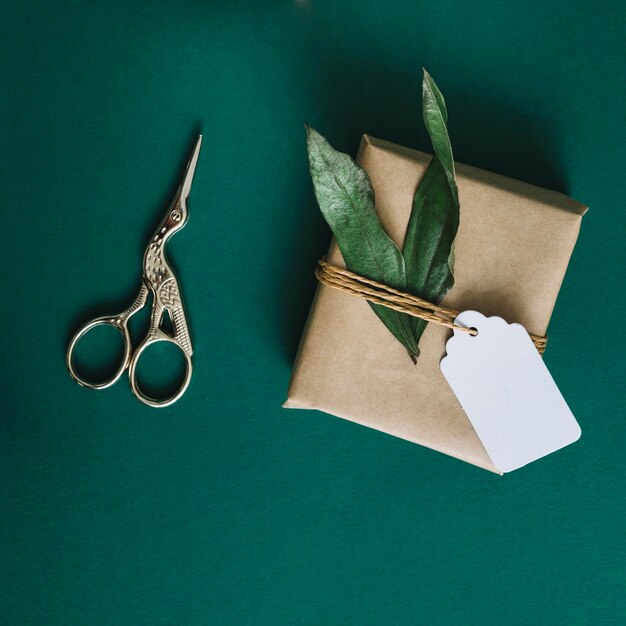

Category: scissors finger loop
[128, 334, 193, 408]
[66, 317, 132, 390]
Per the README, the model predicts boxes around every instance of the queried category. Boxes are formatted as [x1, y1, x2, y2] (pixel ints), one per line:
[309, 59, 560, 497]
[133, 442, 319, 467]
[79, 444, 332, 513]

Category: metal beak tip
[181, 135, 203, 199]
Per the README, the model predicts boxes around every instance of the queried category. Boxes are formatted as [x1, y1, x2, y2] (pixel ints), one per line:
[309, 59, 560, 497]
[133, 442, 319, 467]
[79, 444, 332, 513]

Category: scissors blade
[180, 134, 202, 201]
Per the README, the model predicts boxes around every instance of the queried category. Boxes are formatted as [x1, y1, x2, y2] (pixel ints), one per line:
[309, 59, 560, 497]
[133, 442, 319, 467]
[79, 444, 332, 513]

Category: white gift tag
[440, 311, 581, 473]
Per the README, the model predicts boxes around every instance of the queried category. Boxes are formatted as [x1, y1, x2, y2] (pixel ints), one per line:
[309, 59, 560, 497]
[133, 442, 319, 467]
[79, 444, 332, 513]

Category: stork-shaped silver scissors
[67, 136, 202, 407]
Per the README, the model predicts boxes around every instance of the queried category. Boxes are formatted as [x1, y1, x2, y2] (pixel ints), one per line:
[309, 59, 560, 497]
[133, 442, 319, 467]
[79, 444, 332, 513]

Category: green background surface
[2, 1, 625, 624]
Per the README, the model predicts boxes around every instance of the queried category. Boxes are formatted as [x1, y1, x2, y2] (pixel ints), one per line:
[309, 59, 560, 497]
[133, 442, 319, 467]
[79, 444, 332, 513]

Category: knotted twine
[315, 260, 547, 354]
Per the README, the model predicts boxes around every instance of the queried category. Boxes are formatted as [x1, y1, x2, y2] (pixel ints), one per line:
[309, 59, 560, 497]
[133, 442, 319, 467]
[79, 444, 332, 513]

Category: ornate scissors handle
[66, 284, 149, 390]
[128, 277, 193, 408]
[66, 278, 193, 408]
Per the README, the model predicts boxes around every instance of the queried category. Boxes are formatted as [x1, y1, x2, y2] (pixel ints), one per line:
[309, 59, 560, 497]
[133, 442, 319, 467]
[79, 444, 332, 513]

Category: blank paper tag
[440, 311, 581, 473]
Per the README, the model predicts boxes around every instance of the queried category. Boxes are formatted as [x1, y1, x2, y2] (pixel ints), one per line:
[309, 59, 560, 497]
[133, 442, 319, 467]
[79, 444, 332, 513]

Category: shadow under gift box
[284, 135, 587, 473]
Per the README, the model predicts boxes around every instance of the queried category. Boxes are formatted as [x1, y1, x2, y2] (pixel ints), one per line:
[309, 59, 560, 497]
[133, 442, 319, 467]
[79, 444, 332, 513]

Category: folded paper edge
[283, 400, 503, 475]
[361, 134, 589, 217]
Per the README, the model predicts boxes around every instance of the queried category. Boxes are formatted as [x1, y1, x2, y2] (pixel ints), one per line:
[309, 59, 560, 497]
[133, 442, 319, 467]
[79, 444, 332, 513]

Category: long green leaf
[306, 125, 420, 360]
[422, 70, 457, 204]
[403, 71, 460, 347]
[424, 68, 448, 125]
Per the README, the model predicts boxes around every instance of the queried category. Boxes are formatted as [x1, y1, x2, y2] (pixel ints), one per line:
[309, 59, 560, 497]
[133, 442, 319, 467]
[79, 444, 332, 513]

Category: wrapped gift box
[284, 135, 587, 472]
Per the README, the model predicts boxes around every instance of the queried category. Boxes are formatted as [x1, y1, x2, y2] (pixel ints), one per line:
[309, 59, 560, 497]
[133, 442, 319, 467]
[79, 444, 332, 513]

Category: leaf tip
[304, 123, 323, 145]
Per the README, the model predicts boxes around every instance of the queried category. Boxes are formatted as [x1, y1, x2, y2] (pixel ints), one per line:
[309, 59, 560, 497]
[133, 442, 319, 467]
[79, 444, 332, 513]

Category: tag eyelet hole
[469, 327, 478, 336]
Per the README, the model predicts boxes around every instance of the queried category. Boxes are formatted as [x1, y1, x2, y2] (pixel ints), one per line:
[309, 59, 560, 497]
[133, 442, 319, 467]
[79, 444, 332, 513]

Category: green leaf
[403, 71, 460, 347]
[423, 67, 448, 124]
[422, 69, 457, 205]
[306, 125, 420, 360]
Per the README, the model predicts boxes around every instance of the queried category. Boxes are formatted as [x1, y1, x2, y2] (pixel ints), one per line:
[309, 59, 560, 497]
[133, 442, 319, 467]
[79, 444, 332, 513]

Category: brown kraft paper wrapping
[284, 135, 587, 473]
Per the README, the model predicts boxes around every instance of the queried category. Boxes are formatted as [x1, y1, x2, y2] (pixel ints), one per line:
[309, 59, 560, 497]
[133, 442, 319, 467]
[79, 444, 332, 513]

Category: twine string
[315, 260, 547, 354]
